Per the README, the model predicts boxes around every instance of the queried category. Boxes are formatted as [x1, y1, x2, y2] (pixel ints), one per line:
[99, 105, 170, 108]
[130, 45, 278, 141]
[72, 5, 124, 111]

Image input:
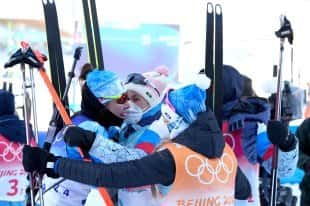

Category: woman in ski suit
[221, 65, 298, 206]
[80, 67, 170, 205]
[22, 84, 251, 206]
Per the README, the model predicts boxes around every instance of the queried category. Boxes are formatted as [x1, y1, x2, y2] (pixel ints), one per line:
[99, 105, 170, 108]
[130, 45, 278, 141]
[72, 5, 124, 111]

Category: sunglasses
[99, 93, 129, 104]
[124, 73, 160, 96]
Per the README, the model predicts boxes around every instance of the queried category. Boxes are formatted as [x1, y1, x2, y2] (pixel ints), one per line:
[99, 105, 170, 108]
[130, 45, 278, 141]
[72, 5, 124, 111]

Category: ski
[89, 0, 104, 69]
[42, 0, 67, 102]
[214, 4, 223, 126]
[82, 0, 104, 69]
[205, 2, 214, 110]
[204, 2, 223, 126]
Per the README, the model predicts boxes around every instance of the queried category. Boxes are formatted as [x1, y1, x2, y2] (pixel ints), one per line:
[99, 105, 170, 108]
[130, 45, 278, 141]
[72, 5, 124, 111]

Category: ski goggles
[98, 93, 129, 105]
[124, 73, 160, 96]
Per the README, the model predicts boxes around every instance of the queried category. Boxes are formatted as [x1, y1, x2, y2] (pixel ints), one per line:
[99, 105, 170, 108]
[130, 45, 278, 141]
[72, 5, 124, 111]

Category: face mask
[124, 102, 143, 124]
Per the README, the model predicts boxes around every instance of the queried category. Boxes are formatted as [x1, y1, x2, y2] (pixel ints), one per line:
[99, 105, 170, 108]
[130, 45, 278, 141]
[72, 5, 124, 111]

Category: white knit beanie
[125, 66, 169, 108]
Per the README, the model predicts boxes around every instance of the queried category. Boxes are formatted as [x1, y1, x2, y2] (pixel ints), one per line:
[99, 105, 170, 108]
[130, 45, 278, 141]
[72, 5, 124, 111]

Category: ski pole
[269, 15, 293, 206]
[22, 63, 38, 206]
[63, 47, 83, 102]
[30, 72, 45, 205]
[28, 63, 46, 206]
[205, 2, 214, 110]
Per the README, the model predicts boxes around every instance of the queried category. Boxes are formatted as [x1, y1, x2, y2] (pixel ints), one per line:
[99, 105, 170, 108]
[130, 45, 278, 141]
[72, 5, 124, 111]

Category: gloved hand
[22, 145, 59, 178]
[267, 120, 296, 151]
[63, 125, 96, 152]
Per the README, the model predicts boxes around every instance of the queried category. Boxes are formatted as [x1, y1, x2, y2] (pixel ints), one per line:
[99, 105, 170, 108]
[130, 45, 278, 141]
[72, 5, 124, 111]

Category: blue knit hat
[167, 84, 206, 124]
[86, 69, 125, 104]
[0, 89, 15, 115]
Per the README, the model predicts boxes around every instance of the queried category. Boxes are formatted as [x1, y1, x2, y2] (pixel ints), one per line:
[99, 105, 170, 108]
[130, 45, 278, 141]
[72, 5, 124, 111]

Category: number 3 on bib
[7, 179, 18, 196]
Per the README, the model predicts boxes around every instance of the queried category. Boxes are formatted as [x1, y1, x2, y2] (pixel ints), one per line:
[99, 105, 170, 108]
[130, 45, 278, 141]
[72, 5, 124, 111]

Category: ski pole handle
[74, 46, 83, 60]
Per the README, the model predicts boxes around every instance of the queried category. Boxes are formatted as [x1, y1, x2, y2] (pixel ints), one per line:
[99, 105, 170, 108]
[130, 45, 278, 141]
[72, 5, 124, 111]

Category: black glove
[22, 145, 59, 178]
[267, 120, 296, 151]
[63, 125, 96, 152]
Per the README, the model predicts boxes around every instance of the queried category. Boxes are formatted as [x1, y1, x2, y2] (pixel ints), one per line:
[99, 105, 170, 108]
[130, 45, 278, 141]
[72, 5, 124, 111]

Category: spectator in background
[221, 65, 298, 206]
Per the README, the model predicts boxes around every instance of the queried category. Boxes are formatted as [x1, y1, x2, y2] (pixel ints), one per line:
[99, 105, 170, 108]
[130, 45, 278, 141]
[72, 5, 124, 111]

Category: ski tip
[207, 2, 214, 13]
[215, 4, 222, 15]
[42, 0, 55, 5]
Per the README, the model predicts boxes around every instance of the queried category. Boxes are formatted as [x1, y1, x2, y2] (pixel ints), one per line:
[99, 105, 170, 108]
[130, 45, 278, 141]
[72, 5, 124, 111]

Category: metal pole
[62, 47, 82, 101]
[269, 38, 285, 206]
[29, 67, 45, 206]
[21, 63, 35, 206]
[29, 68, 39, 143]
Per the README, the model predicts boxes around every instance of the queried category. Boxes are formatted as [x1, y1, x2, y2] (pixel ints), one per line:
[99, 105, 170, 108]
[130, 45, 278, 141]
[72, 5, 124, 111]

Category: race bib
[0, 135, 28, 201]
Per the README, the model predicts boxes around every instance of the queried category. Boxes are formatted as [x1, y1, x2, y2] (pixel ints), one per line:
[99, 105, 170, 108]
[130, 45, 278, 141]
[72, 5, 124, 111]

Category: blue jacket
[223, 97, 271, 164]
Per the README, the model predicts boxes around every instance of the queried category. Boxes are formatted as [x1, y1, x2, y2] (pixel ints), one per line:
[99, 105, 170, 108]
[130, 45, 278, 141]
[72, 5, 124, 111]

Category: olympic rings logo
[0, 141, 23, 162]
[223, 133, 236, 150]
[185, 153, 234, 185]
